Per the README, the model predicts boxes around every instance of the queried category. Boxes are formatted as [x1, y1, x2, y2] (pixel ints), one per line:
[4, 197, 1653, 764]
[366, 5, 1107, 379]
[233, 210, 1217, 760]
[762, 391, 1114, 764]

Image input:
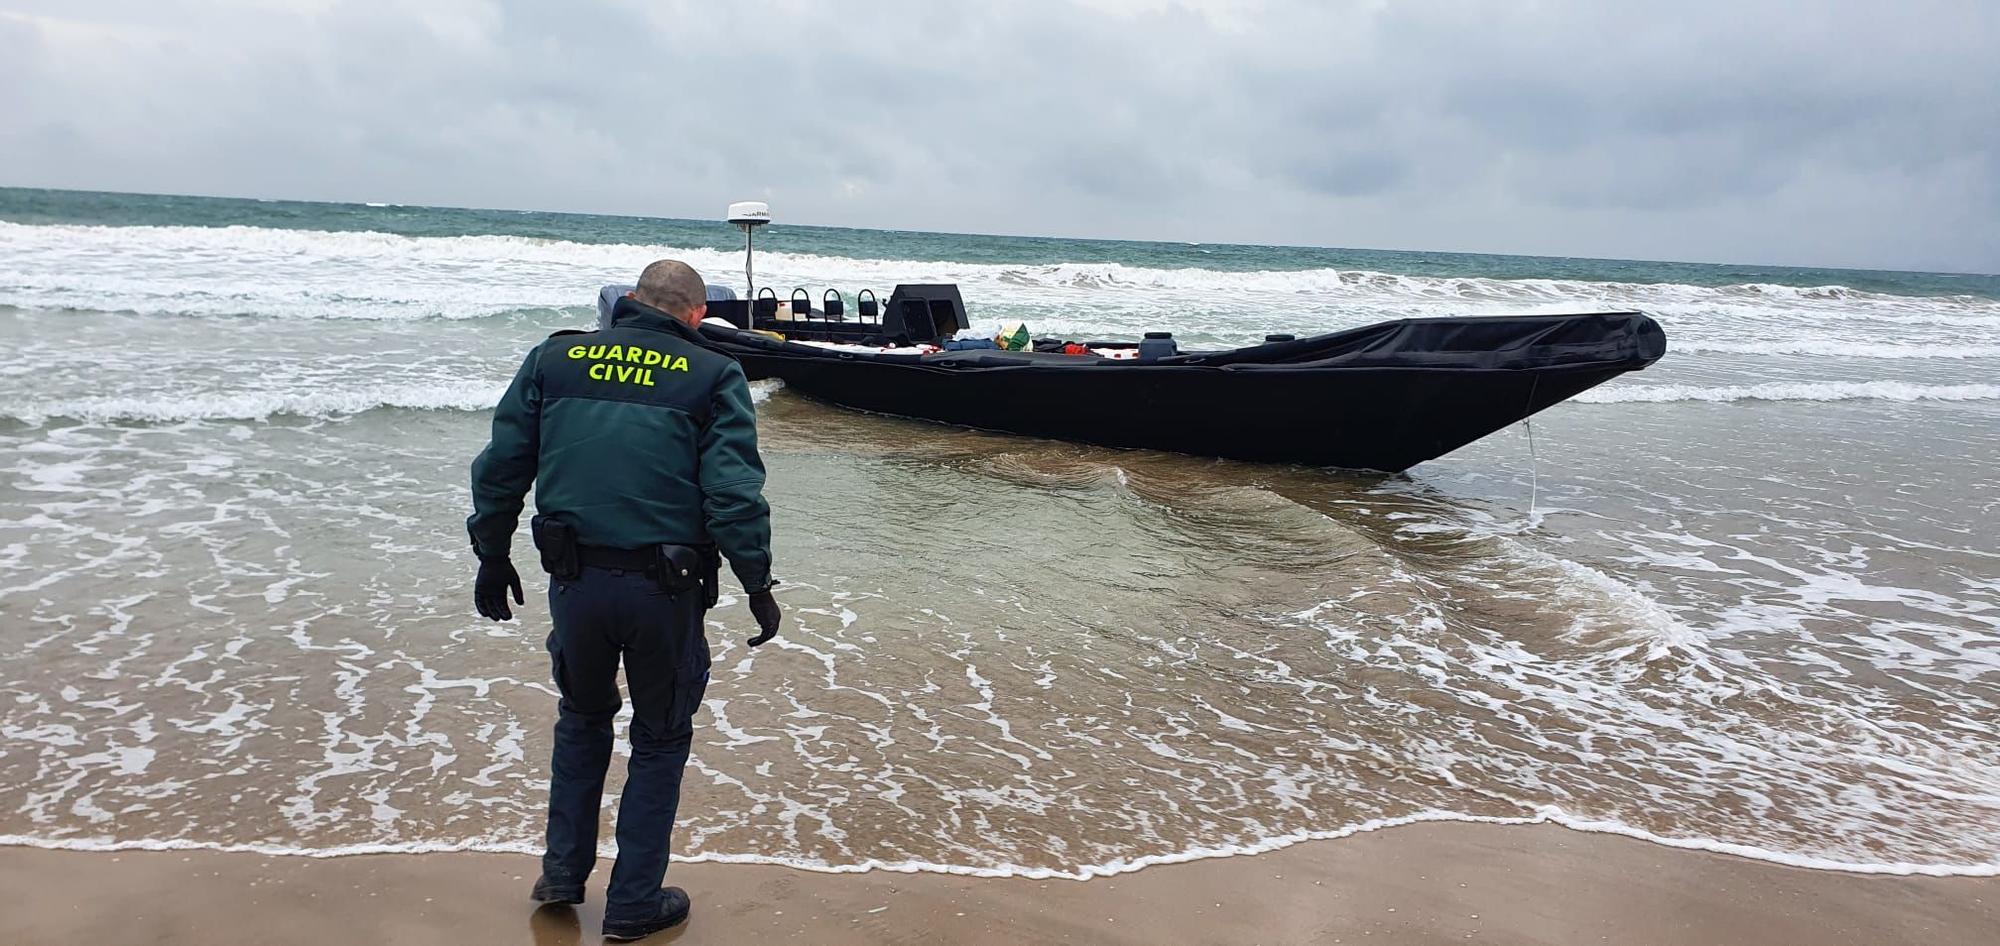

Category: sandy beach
[7, 0, 2000, 939]
[3, 822, 1992, 945]
[6, 196, 2000, 942]
[5, 193, 1999, 942]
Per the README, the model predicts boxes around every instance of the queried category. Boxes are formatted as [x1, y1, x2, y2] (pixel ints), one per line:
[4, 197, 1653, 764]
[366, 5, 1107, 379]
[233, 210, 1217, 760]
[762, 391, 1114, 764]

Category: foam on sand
[5, 804, 1996, 879]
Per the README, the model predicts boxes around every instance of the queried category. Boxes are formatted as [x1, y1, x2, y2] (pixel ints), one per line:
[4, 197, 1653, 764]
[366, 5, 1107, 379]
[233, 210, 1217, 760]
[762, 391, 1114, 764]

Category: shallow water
[1, 190, 1996, 877]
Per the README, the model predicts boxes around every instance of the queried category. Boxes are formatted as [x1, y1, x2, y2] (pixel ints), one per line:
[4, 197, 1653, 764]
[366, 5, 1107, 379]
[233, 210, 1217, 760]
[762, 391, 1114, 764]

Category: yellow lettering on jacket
[576, 344, 688, 387]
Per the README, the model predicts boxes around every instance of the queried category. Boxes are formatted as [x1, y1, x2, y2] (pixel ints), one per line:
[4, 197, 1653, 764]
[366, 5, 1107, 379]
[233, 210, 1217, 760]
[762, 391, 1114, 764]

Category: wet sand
[2, 822, 1991, 945]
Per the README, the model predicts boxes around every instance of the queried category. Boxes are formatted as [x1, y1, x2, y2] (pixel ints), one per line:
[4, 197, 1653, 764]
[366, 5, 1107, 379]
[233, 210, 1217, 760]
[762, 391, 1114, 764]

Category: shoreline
[6, 806, 1997, 881]
[3, 821, 1992, 945]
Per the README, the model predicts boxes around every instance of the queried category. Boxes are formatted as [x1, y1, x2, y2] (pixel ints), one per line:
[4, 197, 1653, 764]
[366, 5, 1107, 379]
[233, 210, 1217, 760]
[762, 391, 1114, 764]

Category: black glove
[475, 557, 524, 622]
[747, 589, 782, 647]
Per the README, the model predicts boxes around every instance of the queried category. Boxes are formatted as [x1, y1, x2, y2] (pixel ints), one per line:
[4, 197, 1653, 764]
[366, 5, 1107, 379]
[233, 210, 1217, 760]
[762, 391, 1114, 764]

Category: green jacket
[467, 298, 774, 592]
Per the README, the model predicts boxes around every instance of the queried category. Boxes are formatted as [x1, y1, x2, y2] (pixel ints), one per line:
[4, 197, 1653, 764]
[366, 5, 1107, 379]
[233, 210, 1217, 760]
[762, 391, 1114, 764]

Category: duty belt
[573, 542, 721, 608]
[575, 544, 658, 571]
[530, 515, 719, 605]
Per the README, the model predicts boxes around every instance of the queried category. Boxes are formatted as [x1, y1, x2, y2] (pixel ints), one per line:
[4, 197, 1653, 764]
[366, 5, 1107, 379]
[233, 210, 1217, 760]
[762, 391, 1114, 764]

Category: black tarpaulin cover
[703, 311, 1666, 471]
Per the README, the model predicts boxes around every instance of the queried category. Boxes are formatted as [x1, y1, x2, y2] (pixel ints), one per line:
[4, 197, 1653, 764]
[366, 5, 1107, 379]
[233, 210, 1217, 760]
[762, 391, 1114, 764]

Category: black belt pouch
[654, 544, 705, 596]
[530, 515, 581, 580]
[699, 548, 721, 609]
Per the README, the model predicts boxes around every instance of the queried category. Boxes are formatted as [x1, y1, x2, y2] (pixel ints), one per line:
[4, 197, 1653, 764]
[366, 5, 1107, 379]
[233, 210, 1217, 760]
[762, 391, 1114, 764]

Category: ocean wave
[1672, 340, 2000, 359]
[5, 377, 1984, 425]
[5, 805, 1994, 878]
[3, 379, 782, 424]
[1578, 381, 2000, 405]
[3, 384, 509, 424]
[0, 295, 573, 323]
[5, 221, 2000, 330]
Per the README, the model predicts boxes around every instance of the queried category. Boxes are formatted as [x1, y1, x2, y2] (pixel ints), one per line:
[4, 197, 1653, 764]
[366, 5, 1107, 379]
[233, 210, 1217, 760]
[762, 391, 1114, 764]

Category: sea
[1, 187, 1996, 879]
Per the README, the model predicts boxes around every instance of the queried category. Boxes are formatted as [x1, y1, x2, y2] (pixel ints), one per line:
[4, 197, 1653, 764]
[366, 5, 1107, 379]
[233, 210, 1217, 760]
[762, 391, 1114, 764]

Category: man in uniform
[467, 259, 782, 941]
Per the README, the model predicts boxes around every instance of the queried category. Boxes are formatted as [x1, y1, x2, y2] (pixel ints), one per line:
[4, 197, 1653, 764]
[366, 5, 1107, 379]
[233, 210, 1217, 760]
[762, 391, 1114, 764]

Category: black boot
[530, 874, 585, 905]
[602, 886, 691, 941]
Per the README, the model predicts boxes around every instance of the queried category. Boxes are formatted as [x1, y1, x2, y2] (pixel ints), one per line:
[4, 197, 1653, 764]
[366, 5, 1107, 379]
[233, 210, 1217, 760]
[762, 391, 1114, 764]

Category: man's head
[633, 259, 708, 326]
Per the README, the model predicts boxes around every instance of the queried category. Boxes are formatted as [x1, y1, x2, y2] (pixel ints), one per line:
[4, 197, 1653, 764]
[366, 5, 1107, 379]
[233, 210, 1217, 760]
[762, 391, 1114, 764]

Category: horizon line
[2, 184, 1995, 280]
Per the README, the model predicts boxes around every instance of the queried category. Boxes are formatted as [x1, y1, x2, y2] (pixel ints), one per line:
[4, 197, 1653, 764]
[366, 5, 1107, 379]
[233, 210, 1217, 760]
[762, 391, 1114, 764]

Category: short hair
[634, 260, 707, 318]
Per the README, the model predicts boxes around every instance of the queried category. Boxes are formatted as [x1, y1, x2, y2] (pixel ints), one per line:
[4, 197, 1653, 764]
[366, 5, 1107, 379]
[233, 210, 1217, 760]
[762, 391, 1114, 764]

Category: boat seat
[822, 289, 844, 320]
[604, 283, 737, 329]
[597, 284, 636, 329]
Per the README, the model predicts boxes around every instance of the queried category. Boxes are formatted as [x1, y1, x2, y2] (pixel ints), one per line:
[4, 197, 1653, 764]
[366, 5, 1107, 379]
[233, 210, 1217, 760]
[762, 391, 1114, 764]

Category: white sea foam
[1672, 339, 2000, 359]
[1578, 381, 2000, 405]
[6, 216, 2000, 886]
[4, 383, 510, 424]
[5, 805, 1994, 878]
[6, 374, 1989, 425]
[1, 379, 779, 423]
[5, 221, 1999, 340]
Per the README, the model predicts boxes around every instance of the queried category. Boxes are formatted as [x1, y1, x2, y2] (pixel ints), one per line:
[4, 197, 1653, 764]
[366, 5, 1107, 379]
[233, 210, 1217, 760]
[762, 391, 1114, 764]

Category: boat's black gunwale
[704, 310, 1666, 471]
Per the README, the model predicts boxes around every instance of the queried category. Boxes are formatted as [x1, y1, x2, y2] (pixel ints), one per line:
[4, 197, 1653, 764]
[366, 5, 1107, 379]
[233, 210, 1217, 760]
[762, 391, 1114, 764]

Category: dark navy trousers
[541, 565, 711, 921]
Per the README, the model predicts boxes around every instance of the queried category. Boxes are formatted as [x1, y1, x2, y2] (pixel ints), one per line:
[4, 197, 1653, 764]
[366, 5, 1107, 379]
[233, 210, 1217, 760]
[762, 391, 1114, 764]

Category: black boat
[695, 286, 1665, 472]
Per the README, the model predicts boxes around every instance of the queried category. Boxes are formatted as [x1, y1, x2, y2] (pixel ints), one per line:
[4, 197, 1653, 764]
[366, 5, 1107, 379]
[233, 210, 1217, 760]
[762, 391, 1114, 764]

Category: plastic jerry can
[1137, 331, 1178, 361]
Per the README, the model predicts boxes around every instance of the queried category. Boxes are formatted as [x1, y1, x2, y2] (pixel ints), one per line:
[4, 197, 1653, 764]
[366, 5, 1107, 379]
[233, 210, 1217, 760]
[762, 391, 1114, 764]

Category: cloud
[0, 0, 1994, 271]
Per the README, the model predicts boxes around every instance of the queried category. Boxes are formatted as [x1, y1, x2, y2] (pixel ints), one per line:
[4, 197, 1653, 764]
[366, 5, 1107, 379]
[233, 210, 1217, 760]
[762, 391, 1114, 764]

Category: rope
[1522, 375, 1541, 523]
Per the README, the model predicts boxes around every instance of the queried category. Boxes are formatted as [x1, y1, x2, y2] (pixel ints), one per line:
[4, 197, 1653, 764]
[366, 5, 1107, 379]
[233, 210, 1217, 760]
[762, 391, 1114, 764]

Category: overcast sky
[2, 0, 1995, 272]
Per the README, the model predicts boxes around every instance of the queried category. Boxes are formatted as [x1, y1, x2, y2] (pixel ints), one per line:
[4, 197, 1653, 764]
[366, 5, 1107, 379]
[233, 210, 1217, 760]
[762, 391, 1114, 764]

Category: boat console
[719, 282, 970, 346]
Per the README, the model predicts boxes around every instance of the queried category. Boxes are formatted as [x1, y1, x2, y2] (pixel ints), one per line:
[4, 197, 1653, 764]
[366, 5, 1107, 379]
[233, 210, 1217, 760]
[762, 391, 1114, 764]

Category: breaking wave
[1672, 339, 2000, 359]
[2, 379, 783, 424]
[5, 221, 2000, 332]
[3, 384, 510, 424]
[1578, 381, 2000, 405]
[5, 378, 1989, 424]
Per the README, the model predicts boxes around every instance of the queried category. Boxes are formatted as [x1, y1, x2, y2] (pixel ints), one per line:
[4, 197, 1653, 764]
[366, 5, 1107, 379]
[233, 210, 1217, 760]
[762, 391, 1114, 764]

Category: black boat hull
[707, 312, 1666, 472]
